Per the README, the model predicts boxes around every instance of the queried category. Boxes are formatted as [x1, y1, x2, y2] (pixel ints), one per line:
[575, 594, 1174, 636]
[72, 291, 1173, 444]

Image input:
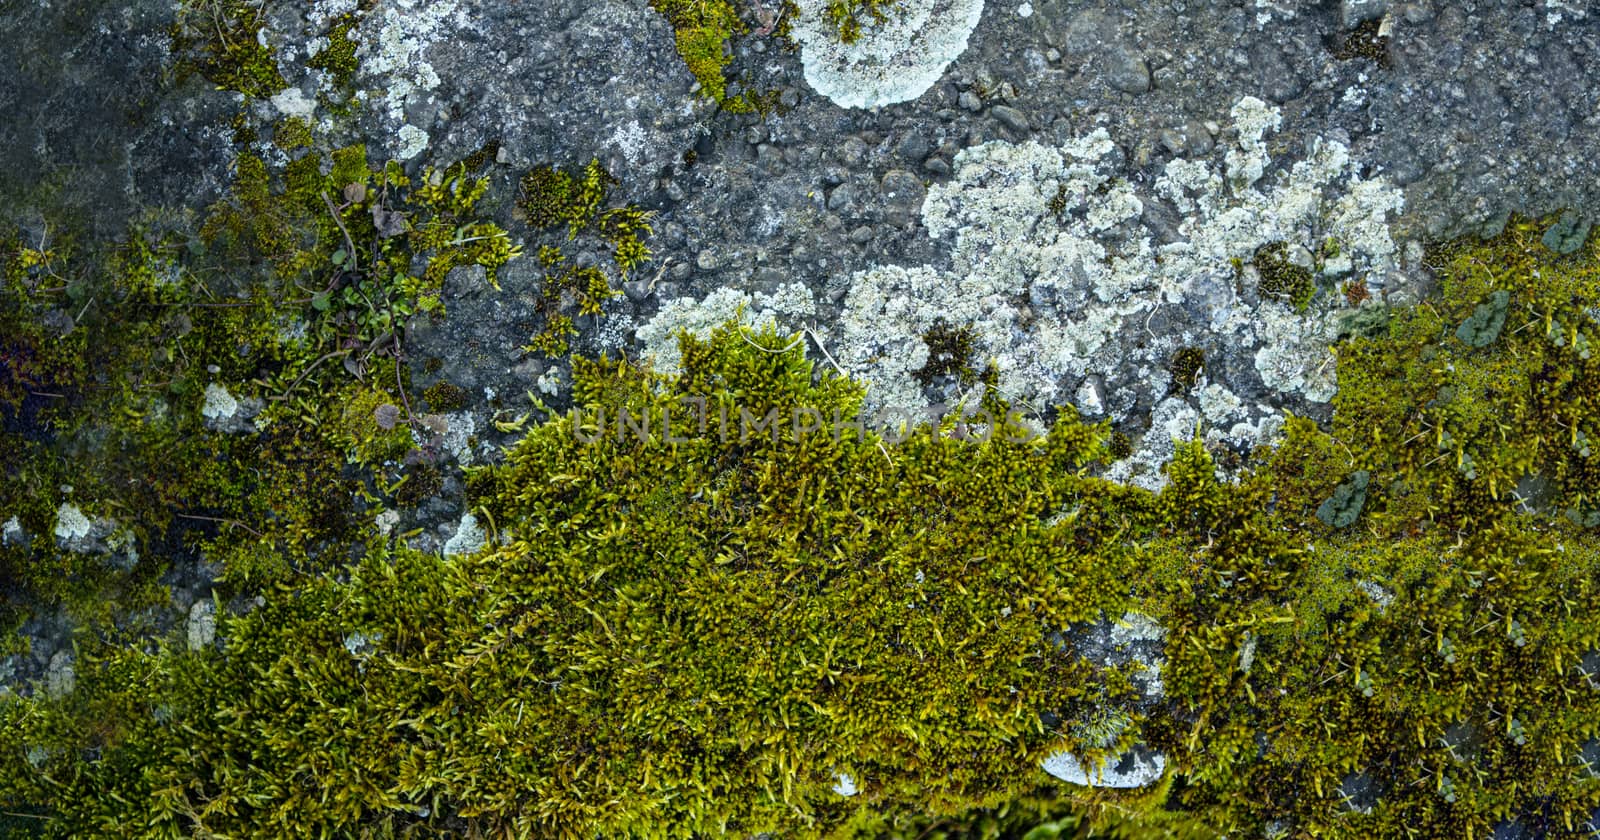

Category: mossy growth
[0, 131, 523, 637]
[4, 298, 1600, 836]
[912, 318, 978, 387]
[1253, 241, 1316, 312]
[1305, 214, 1600, 529]
[169, 0, 287, 99]
[822, 0, 902, 44]
[421, 380, 467, 412]
[307, 11, 362, 111]
[516, 161, 652, 355]
[1330, 17, 1392, 69]
[271, 117, 314, 152]
[648, 0, 789, 114]
[1168, 346, 1205, 394]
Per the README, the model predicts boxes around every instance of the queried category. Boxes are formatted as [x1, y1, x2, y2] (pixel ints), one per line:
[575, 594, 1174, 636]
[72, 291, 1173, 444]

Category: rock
[1342, 0, 1390, 27]
[186, 600, 217, 651]
[895, 131, 931, 163]
[826, 183, 859, 214]
[990, 104, 1030, 134]
[1105, 49, 1150, 94]
[443, 512, 487, 557]
[45, 651, 74, 699]
[958, 90, 982, 112]
[1042, 745, 1166, 788]
[623, 279, 654, 302]
[879, 169, 927, 225]
[696, 249, 730, 272]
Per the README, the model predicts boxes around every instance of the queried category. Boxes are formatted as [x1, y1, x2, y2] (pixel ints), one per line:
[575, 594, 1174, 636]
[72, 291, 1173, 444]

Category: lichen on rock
[790, 0, 985, 109]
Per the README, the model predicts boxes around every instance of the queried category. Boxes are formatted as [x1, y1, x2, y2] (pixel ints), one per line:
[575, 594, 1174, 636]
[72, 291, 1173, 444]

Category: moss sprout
[1254, 242, 1317, 312]
[1169, 346, 1205, 393]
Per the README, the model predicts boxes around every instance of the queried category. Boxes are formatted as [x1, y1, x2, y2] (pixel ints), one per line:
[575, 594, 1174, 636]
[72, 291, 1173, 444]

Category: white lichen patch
[790, 0, 984, 109]
[187, 601, 217, 651]
[838, 98, 1400, 488]
[201, 383, 240, 421]
[270, 87, 316, 119]
[1, 516, 22, 546]
[443, 512, 486, 557]
[53, 503, 92, 542]
[396, 123, 430, 160]
[352, 0, 466, 125]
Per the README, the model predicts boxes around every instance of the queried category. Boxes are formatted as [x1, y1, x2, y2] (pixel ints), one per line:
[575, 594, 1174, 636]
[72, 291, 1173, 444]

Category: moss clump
[169, 0, 287, 99]
[1168, 346, 1204, 393]
[0, 130, 523, 633]
[1330, 17, 1392, 69]
[647, 0, 787, 114]
[911, 318, 978, 387]
[516, 161, 652, 356]
[422, 381, 468, 412]
[307, 12, 361, 94]
[1254, 242, 1316, 312]
[822, 0, 901, 44]
[395, 462, 443, 506]
[271, 117, 313, 152]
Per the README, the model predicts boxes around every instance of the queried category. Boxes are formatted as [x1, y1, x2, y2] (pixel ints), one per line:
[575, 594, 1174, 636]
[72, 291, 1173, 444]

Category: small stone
[827, 183, 859, 214]
[1106, 50, 1151, 94]
[1045, 48, 1061, 62]
[850, 225, 875, 244]
[923, 156, 952, 176]
[696, 249, 729, 272]
[46, 651, 75, 698]
[895, 131, 931, 163]
[958, 91, 982, 112]
[1341, 0, 1389, 26]
[990, 104, 1030, 133]
[879, 169, 927, 225]
[623, 280, 654, 302]
[839, 136, 869, 166]
[186, 601, 217, 651]
[443, 513, 486, 557]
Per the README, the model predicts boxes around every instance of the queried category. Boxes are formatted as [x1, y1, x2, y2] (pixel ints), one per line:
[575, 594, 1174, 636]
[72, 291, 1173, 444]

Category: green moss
[169, 0, 287, 99]
[517, 161, 651, 355]
[1330, 17, 1392, 69]
[271, 117, 314, 152]
[422, 381, 468, 412]
[1254, 242, 1316, 312]
[822, 0, 901, 44]
[4, 302, 1600, 835]
[307, 12, 361, 91]
[1168, 347, 1205, 394]
[912, 318, 978, 387]
[648, 0, 787, 114]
